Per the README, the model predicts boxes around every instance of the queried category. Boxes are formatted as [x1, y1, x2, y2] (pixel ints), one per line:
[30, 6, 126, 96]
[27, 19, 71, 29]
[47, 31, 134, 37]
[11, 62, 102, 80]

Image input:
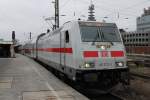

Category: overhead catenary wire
[80, 0, 150, 19]
[60, 0, 72, 10]
[48, 0, 150, 31]
[104, 0, 150, 18]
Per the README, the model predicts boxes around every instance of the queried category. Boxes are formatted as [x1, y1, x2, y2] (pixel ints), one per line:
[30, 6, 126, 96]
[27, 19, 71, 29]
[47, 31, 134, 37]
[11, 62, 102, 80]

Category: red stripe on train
[83, 51, 98, 57]
[38, 48, 73, 53]
[101, 51, 109, 57]
[111, 51, 124, 57]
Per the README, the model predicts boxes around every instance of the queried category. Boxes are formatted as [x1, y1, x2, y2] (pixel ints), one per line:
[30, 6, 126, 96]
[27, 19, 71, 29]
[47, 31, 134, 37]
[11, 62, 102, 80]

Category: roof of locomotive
[38, 20, 117, 40]
[78, 21, 116, 27]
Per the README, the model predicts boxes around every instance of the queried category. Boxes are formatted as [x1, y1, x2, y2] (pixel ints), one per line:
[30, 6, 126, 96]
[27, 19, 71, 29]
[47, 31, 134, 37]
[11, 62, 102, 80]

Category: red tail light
[111, 51, 124, 57]
[83, 51, 98, 57]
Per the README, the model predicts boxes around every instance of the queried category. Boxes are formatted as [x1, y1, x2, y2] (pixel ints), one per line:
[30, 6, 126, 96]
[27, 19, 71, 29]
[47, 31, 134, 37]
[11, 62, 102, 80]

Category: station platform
[0, 54, 88, 100]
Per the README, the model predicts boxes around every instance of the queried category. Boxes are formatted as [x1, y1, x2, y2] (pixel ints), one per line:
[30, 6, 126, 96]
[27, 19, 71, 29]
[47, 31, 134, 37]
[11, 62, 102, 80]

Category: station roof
[0, 40, 13, 45]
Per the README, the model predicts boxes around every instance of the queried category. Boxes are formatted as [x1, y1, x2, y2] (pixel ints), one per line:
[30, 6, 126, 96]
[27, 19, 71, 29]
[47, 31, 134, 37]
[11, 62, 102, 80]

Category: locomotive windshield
[79, 22, 121, 42]
[80, 26, 102, 42]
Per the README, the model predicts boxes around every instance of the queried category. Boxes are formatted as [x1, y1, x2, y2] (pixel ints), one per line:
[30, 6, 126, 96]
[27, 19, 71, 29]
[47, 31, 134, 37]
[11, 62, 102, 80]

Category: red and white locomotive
[23, 21, 129, 89]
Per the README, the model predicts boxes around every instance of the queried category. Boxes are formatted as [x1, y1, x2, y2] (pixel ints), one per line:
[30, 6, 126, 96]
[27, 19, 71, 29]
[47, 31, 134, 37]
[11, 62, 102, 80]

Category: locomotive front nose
[79, 45, 126, 70]
[78, 21, 128, 70]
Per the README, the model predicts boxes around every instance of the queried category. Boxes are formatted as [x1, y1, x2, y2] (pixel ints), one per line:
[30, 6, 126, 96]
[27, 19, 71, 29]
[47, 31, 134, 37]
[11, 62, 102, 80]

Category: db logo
[101, 51, 108, 57]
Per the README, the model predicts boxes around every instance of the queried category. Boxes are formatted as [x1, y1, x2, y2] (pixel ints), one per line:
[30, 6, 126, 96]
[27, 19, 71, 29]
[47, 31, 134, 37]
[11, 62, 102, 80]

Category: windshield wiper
[101, 31, 114, 45]
[91, 30, 101, 45]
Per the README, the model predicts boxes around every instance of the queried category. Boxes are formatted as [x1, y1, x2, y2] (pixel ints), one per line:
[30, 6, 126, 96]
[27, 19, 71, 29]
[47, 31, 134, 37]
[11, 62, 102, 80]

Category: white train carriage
[23, 38, 36, 59]
[36, 21, 129, 87]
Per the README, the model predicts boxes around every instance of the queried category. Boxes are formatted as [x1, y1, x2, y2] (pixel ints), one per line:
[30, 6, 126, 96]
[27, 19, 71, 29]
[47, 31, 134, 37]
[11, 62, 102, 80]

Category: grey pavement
[0, 54, 89, 100]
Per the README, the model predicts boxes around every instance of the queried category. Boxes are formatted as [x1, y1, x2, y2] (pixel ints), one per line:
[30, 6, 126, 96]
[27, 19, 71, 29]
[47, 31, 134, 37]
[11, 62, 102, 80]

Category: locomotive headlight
[85, 63, 90, 68]
[80, 62, 95, 68]
[101, 45, 106, 50]
[116, 62, 124, 67]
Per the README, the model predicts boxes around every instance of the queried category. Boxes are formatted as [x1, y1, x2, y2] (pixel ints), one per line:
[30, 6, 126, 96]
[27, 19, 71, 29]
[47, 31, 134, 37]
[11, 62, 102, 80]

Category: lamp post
[52, 0, 59, 29]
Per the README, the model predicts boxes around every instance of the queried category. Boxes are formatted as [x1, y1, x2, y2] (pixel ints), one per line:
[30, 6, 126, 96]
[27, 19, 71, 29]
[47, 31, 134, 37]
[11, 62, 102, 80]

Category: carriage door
[63, 31, 70, 67]
[60, 30, 69, 71]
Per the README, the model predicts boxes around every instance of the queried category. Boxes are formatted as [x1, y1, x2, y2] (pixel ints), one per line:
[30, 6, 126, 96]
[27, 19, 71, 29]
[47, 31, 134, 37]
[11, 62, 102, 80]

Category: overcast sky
[0, 0, 150, 42]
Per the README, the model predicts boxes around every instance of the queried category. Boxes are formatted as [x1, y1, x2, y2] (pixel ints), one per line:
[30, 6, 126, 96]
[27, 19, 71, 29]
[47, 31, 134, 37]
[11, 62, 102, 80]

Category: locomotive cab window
[79, 23, 121, 42]
[65, 31, 69, 43]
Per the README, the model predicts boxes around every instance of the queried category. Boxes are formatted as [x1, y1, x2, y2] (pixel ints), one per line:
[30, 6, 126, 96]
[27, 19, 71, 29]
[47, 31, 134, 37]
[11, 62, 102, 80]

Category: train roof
[78, 21, 116, 26]
[38, 20, 117, 39]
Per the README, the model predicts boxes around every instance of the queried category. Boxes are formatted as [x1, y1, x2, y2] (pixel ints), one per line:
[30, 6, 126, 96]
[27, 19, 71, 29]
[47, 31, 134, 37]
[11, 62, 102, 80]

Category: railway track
[40, 59, 150, 100]
[74, 88, 123, 100]
[127, 60, 150, 67]
[110, 93, 125, 100]
[127, 55, 150, 67]
[88, 93, 123, 100]
[131, 73, 150, 80]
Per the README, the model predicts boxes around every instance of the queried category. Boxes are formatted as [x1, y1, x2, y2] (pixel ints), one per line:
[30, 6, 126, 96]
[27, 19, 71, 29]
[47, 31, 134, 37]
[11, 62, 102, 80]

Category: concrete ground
[0, 54, 88, 100]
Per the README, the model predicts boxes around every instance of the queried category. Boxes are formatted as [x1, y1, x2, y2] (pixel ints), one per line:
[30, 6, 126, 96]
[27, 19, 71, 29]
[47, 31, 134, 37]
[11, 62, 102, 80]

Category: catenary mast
[55, 0, 59, 29]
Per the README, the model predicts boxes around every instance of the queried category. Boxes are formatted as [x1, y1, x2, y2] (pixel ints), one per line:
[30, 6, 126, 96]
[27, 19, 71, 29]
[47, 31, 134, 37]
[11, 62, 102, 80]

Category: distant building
[0, 40, 15, 58]
[120, 7, 150, 55]
[137, 7, 150, 32]
[121, 32, 150, 54]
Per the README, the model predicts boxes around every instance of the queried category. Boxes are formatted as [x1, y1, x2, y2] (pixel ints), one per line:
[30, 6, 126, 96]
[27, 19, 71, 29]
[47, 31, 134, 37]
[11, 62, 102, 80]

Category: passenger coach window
[65, 31, 69, 43]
